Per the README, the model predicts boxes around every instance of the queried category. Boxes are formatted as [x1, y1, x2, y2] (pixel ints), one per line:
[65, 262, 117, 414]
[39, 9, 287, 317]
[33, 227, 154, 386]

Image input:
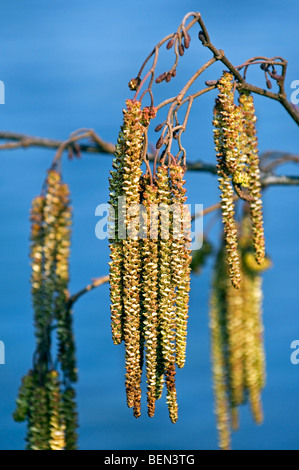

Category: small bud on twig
[205, 80, 218, 86]
[198, 31, 206, 44]
[266, 79, 272, 89]
[156, 136, 165, 149]
[155, 123, 164, 132]
[155, 72, 167, 84]
[178, 44, 185, 56]
[183, 32, 191, 49]
[166, 37, 175, 49]
[171, 69, 177, 78]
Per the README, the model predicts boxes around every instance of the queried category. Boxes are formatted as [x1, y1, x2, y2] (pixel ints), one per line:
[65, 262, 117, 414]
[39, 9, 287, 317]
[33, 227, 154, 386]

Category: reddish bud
[171, 68, 177, 77]
[266, 79, 272, 89]
[165, 73, 172, 83]
[166, 37, 175, 49]
[154, 123, 164, 132]
[155, 72, 167, 84]
[178, 44, 184, 56]
[156, 136, 164, 149]
[184, 32, 191, 49]
[68, 147, 74, 160]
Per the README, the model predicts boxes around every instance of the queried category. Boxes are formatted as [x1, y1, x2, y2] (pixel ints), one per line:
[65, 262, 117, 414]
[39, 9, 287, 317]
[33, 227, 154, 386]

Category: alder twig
[67, 275, 109, 308]
[0, 130, 115, 154]
[0, 130, 298, 186]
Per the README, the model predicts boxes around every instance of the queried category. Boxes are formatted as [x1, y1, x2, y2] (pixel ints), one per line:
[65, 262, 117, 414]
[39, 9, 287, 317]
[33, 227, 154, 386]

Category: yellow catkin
[108, 100, 157, 418]
[213, 73, 242, 288]
[169, 163, 191, 369]
[239, 92, 265, 265]
[156, 164, 178, 423]
[121, 100, 145, 417]
[141, 179, 159, 418]
[108, 111, 127, 345]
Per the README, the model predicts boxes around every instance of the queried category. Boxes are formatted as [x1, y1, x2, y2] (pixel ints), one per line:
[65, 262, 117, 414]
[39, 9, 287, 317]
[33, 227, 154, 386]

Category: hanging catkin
[47, 370, 66, 451]
[140, 177, 159, 418]
[108, 99, 157, 418]
[14, 168, 78, 450]
[108, 98, 192, 422]
[156, 164, 178, 423]
[238, 91, 265, 265]
[213, 72, 266, 287]
[209, 210, 270, 450]
[169, 163, 191, 370]
[213, 73, 241, 288]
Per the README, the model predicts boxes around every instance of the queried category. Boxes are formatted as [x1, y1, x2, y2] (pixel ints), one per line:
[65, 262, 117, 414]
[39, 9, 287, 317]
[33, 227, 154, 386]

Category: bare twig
[0, 130, 115, 154]
[67, 275, 109, 308]
[261, 174, 299, 187]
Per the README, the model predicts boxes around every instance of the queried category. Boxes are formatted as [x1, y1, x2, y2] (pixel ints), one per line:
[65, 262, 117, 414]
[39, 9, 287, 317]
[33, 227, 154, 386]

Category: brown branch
[261, 174, 299, 187]
[0, 130, 298, 187]
[0, 130, 115, 154]
[67, 275, 109, 308]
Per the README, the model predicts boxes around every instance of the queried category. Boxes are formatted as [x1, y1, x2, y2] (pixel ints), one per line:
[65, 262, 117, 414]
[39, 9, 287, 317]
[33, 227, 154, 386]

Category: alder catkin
[169, 163, 191, 369]
[213, 73, 242, 288]
[141, 179, 159, 418]
[47, 370, 66, 451]
[156, 164, 178, 423]
[238, 91, 265, 265]
[108, 97, 192, 423]
[209, 209, 269, 450]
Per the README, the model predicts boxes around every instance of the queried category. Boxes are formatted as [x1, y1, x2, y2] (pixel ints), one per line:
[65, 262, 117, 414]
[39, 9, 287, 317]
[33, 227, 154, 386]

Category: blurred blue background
[0, 0, 298, 450]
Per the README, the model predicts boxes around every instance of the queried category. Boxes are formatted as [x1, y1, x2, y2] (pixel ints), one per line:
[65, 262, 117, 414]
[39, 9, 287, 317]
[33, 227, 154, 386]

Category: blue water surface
[0, 0, 298, 450]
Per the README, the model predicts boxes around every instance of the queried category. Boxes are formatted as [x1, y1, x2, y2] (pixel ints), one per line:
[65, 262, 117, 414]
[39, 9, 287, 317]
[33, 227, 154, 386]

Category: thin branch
[261, 174, 299, 187]
[0, 130, 298, 186]
[0, 130, 115, 154]
[67, 275, 109, 308]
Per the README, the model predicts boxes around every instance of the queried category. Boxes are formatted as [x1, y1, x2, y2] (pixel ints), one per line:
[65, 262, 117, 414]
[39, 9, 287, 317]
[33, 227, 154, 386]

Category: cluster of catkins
[213, 72, 265, 288]
[108, 99, 191, 423]
[13, 369, 77, 450]
[209, 210, 271, 451]
[13, 169, 78, 450]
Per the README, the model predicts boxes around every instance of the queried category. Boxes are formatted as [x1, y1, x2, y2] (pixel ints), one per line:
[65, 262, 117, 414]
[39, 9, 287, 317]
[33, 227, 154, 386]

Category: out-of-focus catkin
[209, 211, 270, 450]
[14, 168, 78, 450]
